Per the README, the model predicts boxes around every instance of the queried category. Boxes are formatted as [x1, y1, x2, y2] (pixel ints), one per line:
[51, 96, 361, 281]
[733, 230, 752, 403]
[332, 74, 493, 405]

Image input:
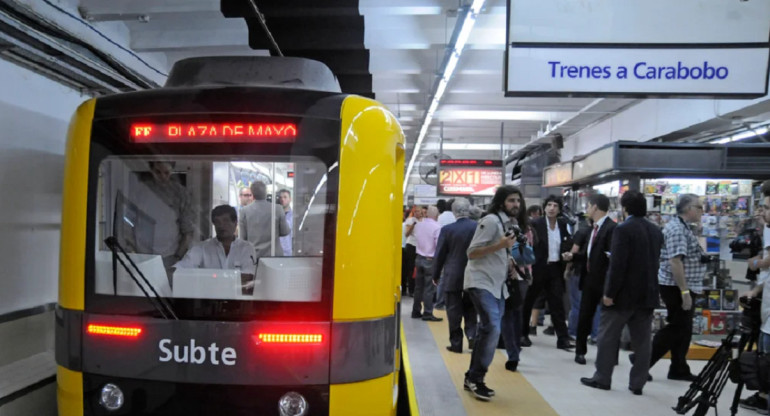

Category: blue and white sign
[508, 47, 769, 96]
[505, 0, 770, 98]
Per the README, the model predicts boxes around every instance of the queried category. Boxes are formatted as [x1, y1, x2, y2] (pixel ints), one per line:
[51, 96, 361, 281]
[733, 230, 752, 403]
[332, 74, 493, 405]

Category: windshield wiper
[104, 237, 178, 320]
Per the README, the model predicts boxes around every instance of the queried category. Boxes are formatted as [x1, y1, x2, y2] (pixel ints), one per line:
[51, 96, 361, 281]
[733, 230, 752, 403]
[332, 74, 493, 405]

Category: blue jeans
[567, 273, 600, 339]
[502, 280, 527, 362]
[759, 331, 770, 354]
[465, 288, 505, 383]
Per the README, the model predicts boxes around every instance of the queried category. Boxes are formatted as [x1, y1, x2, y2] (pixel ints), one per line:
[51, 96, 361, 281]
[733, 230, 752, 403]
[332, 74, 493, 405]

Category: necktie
[588, 225, 599, 272]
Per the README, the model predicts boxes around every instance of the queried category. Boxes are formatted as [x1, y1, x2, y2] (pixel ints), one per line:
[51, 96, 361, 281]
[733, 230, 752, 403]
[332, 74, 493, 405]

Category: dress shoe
[446, 346, 462, 353]
[520, 336, 532, 347]
[557, 340, 575, 351]
[574, 354, 586, 365]
[411, 312, 422, 319]
[588, 338, 597, 346]
[580, 377, 610, 391]
[628, 387, 643, 395]
[529, 326, 537, 336]
[668, 373, 697, 382]
[543, 326, 556, 336]
[468, 338, 476, 350]
[505, 360, 519, 372]
[422, 314, 443, 322]
[628, 353, 653, 381]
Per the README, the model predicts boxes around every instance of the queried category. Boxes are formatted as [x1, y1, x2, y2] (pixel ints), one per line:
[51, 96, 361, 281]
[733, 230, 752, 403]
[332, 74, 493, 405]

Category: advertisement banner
[439, 168, 503, 196]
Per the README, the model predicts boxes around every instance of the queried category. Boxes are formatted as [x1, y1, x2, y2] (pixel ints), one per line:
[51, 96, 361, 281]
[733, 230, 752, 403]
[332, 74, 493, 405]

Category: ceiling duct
[0, 0, 159, 94]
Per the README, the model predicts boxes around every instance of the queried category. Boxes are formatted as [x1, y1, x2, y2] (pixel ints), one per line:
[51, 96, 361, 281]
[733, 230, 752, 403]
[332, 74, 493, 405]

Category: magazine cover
[707, 197, 722, 215]
[718, 181, 731, 195]
[710, 312, 726, 335]
[693, 310, 710, 335]
[722, 289, 738, 310]
[736, 197, 748, 215]
[706, 289, 722, 310]
[739, 181, 753, 196]
[730, 182, 740, 196]
[656, 181, 668, 194]
[706, 181, 718, 195]
[661, 194, 677, 215]
[693, 294, 708, 309]
[644, 183, 657, 194]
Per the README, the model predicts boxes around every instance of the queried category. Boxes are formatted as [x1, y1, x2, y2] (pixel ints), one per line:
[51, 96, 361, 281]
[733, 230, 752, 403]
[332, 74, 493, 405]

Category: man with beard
[462, 186, 523, 401]
[522, 195, 574, 350]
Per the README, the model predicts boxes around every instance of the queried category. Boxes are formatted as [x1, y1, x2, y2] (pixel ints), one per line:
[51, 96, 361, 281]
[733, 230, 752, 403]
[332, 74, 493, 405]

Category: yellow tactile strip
[425, 309, 559, 415]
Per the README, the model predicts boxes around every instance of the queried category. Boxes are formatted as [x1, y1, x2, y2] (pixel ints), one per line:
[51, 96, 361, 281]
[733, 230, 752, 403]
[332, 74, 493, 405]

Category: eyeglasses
[241, 193, 253, 197]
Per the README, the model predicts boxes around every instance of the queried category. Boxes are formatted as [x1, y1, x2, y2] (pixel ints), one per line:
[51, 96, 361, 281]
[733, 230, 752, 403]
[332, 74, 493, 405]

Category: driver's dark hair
[211, 205, 237, 223]
[488, 185, 528, 233]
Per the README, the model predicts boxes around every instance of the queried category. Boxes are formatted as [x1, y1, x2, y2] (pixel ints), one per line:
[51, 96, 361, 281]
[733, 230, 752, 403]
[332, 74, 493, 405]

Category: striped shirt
[658, 217, 706, 294]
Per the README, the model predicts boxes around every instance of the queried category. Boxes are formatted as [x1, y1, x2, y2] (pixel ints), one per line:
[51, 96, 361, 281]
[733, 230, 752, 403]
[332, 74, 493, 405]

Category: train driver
[174, 205, 257, 292]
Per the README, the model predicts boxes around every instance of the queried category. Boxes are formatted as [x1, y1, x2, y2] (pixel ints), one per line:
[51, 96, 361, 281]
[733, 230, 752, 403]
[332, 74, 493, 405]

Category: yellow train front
[55, 57, 405, 416]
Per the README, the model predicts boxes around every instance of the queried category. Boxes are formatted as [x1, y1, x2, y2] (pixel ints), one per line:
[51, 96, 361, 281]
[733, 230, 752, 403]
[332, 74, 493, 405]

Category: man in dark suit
[522, 195, 574, 350]
[433, 197, 478, 353]
[563, 194, 616, 365]
[580, 190, 663, 396]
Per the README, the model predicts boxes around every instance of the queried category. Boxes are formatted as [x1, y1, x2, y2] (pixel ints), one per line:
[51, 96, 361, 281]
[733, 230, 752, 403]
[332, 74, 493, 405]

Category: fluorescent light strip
[711, 126, 769, 144]
[403, 0, 486, 193]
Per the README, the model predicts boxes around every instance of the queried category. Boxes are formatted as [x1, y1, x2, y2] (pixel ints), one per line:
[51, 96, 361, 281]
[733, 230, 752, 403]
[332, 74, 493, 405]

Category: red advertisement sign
[438, 167, 503, 195]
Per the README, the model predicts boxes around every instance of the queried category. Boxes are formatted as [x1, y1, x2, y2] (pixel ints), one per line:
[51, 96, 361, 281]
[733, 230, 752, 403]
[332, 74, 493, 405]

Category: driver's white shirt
[174, 238, 256, 274]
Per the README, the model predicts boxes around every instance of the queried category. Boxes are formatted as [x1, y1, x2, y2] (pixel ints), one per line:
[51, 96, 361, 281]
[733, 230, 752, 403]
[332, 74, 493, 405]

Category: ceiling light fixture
[403, 0, 486, 194]
[710, 125, 770, 144]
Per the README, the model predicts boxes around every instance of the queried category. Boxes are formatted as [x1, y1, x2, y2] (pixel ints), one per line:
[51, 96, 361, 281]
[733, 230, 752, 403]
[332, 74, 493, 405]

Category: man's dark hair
[527, 205, 543, 217]
[436, 199, 448, 213]
[278, 188, 291, 197]
[211, 205, 237, 223]
[543, 195, 563, 213]
[250, 181, 268, 200]
[620, 190, 647, 217]
[588, 194, 610, 212]
[488, 185, 528, 233]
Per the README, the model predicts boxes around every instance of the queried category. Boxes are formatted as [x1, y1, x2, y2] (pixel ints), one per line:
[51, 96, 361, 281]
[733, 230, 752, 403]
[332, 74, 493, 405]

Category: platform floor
[401, 297, 759, 416]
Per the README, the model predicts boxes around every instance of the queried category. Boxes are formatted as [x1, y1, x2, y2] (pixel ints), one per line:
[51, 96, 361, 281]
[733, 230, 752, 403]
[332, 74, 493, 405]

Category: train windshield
[89, 154, 333, 320]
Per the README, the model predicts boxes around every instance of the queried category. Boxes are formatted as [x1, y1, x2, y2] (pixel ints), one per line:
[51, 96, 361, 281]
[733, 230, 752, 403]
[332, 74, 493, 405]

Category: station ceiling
[5, 0, 770, 184]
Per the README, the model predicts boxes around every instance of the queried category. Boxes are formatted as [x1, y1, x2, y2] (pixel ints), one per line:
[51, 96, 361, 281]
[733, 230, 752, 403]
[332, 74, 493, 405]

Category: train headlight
[278, 391, 308, 416]
[99, 383, 124, 411]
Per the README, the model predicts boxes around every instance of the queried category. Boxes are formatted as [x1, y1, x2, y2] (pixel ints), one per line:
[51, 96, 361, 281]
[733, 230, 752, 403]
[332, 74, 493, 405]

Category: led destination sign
[129, 122, 298, 143]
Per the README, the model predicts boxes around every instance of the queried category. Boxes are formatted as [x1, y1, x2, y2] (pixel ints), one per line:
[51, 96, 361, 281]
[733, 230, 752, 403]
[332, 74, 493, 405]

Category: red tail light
[256, 333, 323, 344]
[87, 324, 143, 338]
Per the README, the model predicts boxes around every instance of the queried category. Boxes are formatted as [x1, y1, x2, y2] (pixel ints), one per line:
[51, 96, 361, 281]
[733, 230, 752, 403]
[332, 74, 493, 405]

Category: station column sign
[438, 159, 503, 196]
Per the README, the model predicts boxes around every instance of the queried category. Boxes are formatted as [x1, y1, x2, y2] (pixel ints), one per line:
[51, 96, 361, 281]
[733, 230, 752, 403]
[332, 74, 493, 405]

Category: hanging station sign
[505, 0, 770, 98]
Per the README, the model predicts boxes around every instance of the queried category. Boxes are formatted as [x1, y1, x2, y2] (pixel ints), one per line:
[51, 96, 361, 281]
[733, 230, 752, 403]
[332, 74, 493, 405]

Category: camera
[506, 225, 528, 245]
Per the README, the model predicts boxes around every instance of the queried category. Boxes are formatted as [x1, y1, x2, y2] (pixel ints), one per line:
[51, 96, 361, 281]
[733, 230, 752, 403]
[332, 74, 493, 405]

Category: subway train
[55, 56, 405, 416]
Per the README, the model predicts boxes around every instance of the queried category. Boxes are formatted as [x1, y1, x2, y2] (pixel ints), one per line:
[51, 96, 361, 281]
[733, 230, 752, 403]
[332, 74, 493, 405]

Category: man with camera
[739, 188, 770, 414]
[647, 193, 706, 382]
[462, 186, 524, 401]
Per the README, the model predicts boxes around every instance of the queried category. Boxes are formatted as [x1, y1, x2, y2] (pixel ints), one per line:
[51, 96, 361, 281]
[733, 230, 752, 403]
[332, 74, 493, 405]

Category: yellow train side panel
[58, 99, 95, 311]
[57, 366, 84, 416]
[333, 96, 405, 321]
[329, 373, 397, 416]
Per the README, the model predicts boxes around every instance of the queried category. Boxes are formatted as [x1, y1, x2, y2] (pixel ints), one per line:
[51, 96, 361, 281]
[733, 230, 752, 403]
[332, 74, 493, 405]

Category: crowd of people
[402, 184, 770, 409]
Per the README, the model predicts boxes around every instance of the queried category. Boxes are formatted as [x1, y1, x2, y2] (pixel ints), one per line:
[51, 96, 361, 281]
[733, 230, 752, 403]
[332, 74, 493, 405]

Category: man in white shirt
[438, 199, 457, 227]
[175, 205, 257, 293]
[277, 189, 293, 256]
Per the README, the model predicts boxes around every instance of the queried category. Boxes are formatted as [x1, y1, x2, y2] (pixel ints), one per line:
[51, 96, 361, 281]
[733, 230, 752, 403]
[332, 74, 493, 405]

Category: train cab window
[92, 156, 329, 309]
